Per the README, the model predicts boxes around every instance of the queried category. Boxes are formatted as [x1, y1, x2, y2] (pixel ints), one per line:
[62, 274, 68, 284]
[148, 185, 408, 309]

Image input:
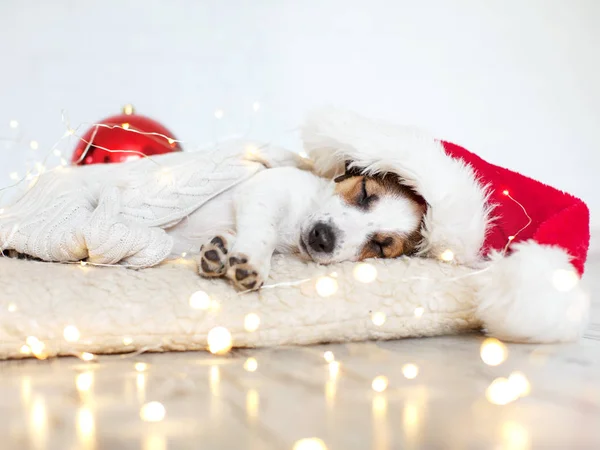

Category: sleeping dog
[169, 150, 427, 291]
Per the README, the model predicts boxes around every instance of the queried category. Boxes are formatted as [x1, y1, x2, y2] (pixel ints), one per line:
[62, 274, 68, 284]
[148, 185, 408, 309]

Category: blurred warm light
[9, 172, 19, 181]
[20, 345, 31, 355]
[502, 421, 530, 450]
[167, 138, 175, 145]
[315, 276, 338, 297]
[440, 249, 454, 262]
[293, 438, 328, 450]
[486, 377, 520, 405]
[323, 351, 335, 363]
[9, 119, 19, 128]
[508, 371, 531, 397]
[30, 140, 39, 150]
[189, 290, 211, 309]
[63, 325, 81, 342]
[402, 364, 419, 379]
[121, 123, 130, 130]
[325, 380, 336, 408]
[414, 307, 424, 318]
[328, 361, 340, 380]
[80, 261, 87, 267]
[244, 357, 258, 372]
[246, 389, 259, 419]
[53, 149, 62, 157]
[372, 376, 389, 393]
[27, 337, 47, 360]
[244, 313, 261, 332]
[372, 395, 387, 417]
[140, 401, 166, 422]
[371, 312, 386, 326]
[30, 397, 48, 447]
[503, 190, 509, 196]
[76, 372, 93, 392]
[552, 269, 579, 292]
[299, 151, 309, 159]
[81, 352, 95, 362]
[210, 366, 219, 397]
[135, 362, 148, 372]
[207, 327, 233, 354]
[7, 303, 17, 312]
[77, 407, 95, 445]
[403, 400, 419, 430]
[123, 336, 133, 345]
[137, 373, 146, 402]
[353, 262, 377, 283]
[480, 338, 507, 366]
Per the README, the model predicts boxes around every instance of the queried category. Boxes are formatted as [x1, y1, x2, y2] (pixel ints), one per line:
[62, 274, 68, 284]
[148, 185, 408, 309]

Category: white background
[1, 1, 599, 227]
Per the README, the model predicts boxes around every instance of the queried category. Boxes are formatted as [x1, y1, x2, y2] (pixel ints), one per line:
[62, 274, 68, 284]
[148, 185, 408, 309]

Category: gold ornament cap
[122, 104, 135, 115]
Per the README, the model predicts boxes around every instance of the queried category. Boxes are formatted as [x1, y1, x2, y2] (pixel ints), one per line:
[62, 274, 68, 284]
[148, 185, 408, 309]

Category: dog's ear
[334, 160, 364, 183]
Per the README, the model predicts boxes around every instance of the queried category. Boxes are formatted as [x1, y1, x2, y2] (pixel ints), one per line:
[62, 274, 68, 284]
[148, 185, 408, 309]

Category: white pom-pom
[476, 241, 589, 343]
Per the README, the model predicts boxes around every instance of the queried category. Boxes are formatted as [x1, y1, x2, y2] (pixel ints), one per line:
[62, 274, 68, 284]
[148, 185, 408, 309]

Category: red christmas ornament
[71, 105, 182, 165]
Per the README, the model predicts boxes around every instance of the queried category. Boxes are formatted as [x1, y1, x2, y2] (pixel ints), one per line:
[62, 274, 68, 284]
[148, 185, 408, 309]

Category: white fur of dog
[167, 143, 425, 291]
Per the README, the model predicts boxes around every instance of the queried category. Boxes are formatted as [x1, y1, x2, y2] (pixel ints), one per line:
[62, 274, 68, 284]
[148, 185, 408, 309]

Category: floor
[1, 259, 599, 450]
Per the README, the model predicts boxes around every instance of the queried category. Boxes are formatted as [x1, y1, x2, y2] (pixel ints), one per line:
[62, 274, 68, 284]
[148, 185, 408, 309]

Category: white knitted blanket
[0, 144, 270, 266]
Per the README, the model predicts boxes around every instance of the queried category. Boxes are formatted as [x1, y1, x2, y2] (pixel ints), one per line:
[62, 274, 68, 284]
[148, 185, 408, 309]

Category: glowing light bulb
[121, 123, 130, 130]
[508, 235, 515, 241]
[252, 101, 261, 112]
[7, 303, 17, 312]
[552, 269, 579, 292]
[80, 261, 87, 267]
[167, 138, 175, 145]
[440, 249, 454, 262]
[9, 120, 19, 128]
[30, 140, 39, 150]
[353, 262, 377, 283]
[503, 190, 509, 196]
[480, 338, 508, 366]
[207, 327, 232, 354]
[315, 276, 338, 297]
[76, 372, 93, 392]
[508, 371, 531, 397]
[135, 362, 148, 372]
[81, 352, 95, 362]
[20, 345, 31, 355]
[486, 377, 520, 405]
[244, 357, 258, 372]
[414, 307, 424, 317]
[323, 351, 335, 363]
[53, 149, 62, 157]
[402, 363, 419, 379]
[293, 438, 327, 450]
[9, 172, 19, 181]
[140, 401, 166, 422]
[214, 109, 224, 119]
[371, 376, 388, 393]
[189, 290, 211, 309]
[371, 312, 386, 326]
[63, 325, 81, 342]
[123, 336, 133, 345]
[60, 158, 68, 166]
[181, 252, 187, 258]
[244, 313, 261, 332]
[299, 151, 309, 159]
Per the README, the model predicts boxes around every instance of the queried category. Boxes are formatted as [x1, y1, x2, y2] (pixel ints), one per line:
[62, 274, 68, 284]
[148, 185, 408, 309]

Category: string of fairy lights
[1, 106, 583, 449]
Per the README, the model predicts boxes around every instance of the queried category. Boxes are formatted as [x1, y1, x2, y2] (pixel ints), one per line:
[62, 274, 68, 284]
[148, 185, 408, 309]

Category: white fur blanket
[0, 240, 588, 360]
[1, 253, 481, 360]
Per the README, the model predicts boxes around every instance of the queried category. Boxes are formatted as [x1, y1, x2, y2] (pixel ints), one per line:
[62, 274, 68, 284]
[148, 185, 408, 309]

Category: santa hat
[302, 107, 590, 343]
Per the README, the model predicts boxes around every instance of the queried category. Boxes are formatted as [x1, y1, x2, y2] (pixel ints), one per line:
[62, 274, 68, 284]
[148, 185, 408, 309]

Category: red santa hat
[302, 107, 590, 343]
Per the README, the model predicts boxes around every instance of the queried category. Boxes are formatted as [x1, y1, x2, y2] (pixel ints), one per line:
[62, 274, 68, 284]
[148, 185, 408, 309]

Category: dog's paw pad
[197, 235, 229, 278]
[226, 254, 264, 292]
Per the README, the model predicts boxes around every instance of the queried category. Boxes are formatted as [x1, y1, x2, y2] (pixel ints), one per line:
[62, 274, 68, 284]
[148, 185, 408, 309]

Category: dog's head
[299, 163, 427, 264]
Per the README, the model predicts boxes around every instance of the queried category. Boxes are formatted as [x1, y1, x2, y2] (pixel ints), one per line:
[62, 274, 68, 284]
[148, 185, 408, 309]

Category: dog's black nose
[308, 223, 336, 254]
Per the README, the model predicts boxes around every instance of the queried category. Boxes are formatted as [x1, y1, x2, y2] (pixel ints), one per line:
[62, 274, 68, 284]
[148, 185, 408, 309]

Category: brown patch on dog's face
[300, 170, 427, 264]
[335, 174, 426, 259]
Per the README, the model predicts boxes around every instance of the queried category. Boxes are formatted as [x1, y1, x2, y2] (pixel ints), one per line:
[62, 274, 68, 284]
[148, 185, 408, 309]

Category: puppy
[170, 156, 427, 291]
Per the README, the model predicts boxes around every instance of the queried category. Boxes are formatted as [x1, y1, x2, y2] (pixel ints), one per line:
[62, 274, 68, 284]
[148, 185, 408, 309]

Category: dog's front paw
[226, 254, 264, 292]
[198, 236, 229, 278]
